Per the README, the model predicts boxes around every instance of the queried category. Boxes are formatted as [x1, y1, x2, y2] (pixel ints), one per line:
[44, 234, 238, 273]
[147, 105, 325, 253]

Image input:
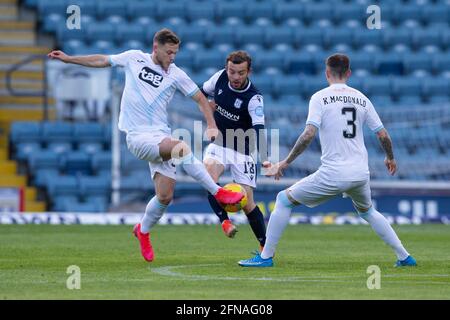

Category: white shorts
[287, 170, 372, 210]
[204, 143, 257, 188]
[126, 130, 177, 180]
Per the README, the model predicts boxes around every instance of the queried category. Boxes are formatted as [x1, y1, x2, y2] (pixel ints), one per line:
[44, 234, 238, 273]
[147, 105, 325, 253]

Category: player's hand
[47, 50, 70, 63]
[206, 125, 219, 142]
[260, 161, 272, 175]
[265, 160, 289, 180]
[384, 158, 397, 175]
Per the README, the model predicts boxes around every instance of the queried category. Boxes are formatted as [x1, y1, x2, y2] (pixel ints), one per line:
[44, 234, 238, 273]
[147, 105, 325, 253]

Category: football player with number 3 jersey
[238, 54, 416, 268]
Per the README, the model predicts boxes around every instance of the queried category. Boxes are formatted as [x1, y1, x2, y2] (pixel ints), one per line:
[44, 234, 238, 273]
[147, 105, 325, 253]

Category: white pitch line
[149, 264, 450, 285]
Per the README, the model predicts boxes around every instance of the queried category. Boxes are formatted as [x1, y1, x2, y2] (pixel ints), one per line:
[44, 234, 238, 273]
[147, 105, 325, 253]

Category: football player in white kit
[48, 29, 244, 262]
[238, 53, 416, 268]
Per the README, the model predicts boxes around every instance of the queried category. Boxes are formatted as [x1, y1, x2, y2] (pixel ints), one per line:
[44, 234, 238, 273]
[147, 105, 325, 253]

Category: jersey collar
[329, 83, 348, 88]
[228, 79, 251, 93]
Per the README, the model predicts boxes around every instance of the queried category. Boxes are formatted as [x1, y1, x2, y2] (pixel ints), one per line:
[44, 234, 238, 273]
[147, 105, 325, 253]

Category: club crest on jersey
[138, 67, 163, 88]
[218, 89, 223, 95]
[234, 98, 243, 109]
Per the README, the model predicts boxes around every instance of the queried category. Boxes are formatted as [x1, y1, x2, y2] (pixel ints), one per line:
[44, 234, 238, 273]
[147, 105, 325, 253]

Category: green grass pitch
[1, 224, 449, 299]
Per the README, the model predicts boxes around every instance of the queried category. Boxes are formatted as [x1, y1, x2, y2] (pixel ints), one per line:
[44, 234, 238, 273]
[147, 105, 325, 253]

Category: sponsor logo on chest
[138, 67, 163, 88]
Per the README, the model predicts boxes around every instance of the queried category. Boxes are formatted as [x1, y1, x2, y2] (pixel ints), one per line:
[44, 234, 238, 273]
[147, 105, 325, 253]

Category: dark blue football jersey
[202, 70, 265, 156]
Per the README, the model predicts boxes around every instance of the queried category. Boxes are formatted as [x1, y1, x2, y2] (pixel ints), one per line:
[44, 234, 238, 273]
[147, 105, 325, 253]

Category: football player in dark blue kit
[201, 51, 271, 250]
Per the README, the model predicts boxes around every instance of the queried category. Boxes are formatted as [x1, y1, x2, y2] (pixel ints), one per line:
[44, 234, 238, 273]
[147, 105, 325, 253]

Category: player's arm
[47, 50, 110, 68]
[248, 94, 270, 168]
[376, 128, 397, 175]
[266, 124, 317, 180]
[191, 90, 218, 141]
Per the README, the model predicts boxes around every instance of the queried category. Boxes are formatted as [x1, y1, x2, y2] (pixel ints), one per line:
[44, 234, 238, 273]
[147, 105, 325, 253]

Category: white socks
[359, 207, 410, 261]
[261, 191, 295, 259]
[140, 196, 168, 234]
[179, 153, 220, 195]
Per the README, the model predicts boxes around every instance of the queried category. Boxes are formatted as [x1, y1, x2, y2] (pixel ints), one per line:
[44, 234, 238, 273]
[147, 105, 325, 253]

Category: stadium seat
[392, 77, 423, 99]
[383, 28, 413, 50]
[15, 142, 42, 162]
[41, 121, 72, 143]
[47, 142, 72, 155]
[72, 122, 105, 145]
[422, 5, 449, 26]
[96, 1, 126, 19]
[205, 27, 236, 47]
[284, 51, 315, 75]
[42, 13, 63, 33]
[303, 3, 333, 25]
[412, 28, 443, 51]
[115, 24, 147, 44]
[350, 51, 376, 74]
[10, 121, 41, 144]
[333, 4, 365, 25]
[156, 2, 186, 21]
[235, 26, 266, 48]
[301, 76, 328, 99]
[91, 152, 112, 174]
[433, 54, 450, 74]
[352, 29, 383, 49]
[252, 51, 284, 74]
[185, 2, 215, 22]
[251, 75, 275, 97]
[403, 52, 433, 74]
[193, 49, 226, 71]
[294, 28, 323, 48]
[37, 0, 66, 17]
[274, 3, 304, 23]
[79, 176, 110, 198]
[244, 1, 275, 22]
[28, 150, 60, 171]
[126, 1, 156, 20]
[61, 151, 92, 175]
[392, 4, 422, 25]
[53, 195, 79, 211]
[177, 24, 207, 45]
[265, 27, 294, 49]
[216, 2, 245, 21]
[70, 0, 96, 16]
[87, 23, 116, 43]
[273, 76, 302, 98]
[57, 25, 87, 43]
[363, 77, 392, 97]
[323, 28, 354, 49]
[375, 53, 404, 75]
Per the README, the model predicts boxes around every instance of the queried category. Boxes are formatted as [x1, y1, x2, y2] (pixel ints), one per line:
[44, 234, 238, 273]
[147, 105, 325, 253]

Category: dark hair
[226, 50, 252, 70]
[326, 53, 350, 79]
[153, 28, 180, 46]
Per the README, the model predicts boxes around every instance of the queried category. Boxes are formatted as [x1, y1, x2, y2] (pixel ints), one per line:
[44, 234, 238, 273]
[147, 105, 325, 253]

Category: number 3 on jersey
[342, 107, 356, 139]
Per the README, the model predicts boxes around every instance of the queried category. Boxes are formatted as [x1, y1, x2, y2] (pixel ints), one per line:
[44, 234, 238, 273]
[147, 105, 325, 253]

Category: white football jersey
[109, 50, 199, 133]
[306, 83, 384, 181]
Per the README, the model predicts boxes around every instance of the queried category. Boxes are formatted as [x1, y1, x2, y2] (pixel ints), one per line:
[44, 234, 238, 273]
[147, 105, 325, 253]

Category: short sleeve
[365, 99, 384, 132]
[175, 68, 199, 97]
[202, 69, 224, 98]
[109, 50, 140, 67]
[306, 95, 322, 129]
[248, 94, 265, 126]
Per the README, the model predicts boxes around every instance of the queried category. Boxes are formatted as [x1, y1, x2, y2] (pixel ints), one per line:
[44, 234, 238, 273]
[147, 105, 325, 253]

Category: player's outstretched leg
[238, 190, 296, 267]
[358, 207, 417, 267]
[161, 140, 244, 205]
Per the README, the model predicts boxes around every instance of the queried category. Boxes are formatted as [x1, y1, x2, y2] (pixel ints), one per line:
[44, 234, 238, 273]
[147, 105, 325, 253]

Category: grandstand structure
[1, 0, 449, 212]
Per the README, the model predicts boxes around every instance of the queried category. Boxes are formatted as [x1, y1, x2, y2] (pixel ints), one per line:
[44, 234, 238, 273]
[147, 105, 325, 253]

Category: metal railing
[5, 54, 49, 120]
